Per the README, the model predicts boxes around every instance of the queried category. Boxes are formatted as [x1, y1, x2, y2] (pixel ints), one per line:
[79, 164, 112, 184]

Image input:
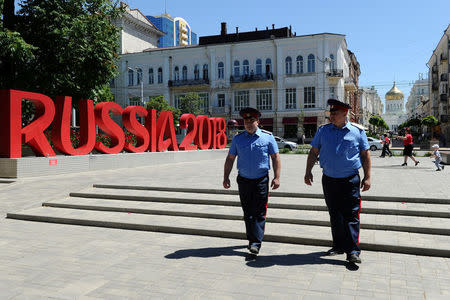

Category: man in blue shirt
[223, 107, 281, 255]
[304, 99, 371, 264]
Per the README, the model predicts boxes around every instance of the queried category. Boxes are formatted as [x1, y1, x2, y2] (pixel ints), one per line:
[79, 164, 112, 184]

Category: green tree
[145, 95, 180, 121]
[1, 0, 122, 103]
[179, 92, 204, 116]
[421, 115, 438, 128]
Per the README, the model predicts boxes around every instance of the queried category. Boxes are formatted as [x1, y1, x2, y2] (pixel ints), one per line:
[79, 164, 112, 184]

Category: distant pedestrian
[380, 134, 392, 157]
[431, 144, 444, 171]
[397, 128, 419, 166]
[223, 107, 281, 255]
[304, 99, 371, 264]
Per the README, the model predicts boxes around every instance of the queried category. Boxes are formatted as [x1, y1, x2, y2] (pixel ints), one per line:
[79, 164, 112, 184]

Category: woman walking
[397, 128, 419, 166]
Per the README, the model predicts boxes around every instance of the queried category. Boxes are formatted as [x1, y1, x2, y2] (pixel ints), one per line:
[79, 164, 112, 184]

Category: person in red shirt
[397, 128, 419, 166]
[380, 134, 393, 157]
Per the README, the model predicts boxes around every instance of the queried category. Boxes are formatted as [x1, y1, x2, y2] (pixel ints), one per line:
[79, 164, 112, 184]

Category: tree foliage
[0, 0, 122, 104]
[369, 116, 389, 131]
[421, 115, 438, 127]
[179, 92, 205, 116]
[145, 95, 180, 121]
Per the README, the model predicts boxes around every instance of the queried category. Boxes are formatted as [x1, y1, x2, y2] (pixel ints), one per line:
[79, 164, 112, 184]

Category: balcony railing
[230, 73, 274, 83]
[440, 93, 448, 102]
[440, 73, 448, 82]
[211, 106, 229, 114]
[168, 78, 209, 87]
[326, 69, 344, 78]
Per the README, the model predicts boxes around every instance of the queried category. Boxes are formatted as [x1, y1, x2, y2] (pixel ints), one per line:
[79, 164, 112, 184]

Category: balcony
[168, 78, 209, 88]
[230, 73, 274, 83]
[432, 65, 438, 73]
[441, 73, 448, 82]
[432, 82, 439, 91]
[211, 106, 230, 115]
[326, 69, 344, 79]
[344, 77, 357, 91]
[440, 93, 448, 102]
[441, 53, 448, 62]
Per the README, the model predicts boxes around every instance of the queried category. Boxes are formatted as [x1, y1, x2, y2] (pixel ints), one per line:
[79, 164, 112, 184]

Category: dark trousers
[237, 174, 269, 248]
[380, 144, 392, 157]
[322, 174, 361, 255]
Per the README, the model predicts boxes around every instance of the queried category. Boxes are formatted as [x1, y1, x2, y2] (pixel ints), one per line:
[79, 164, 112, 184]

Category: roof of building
[385, 81, 404, 100]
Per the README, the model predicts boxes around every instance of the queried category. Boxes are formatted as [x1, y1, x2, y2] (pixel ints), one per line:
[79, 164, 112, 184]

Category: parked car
[274, 136, 298, 151]
[367, 137, 383, 151]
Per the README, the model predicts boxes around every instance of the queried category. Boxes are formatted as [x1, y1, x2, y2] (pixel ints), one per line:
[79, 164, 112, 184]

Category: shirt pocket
[341, 137, 359, 158]
[254, 141, 269, 166]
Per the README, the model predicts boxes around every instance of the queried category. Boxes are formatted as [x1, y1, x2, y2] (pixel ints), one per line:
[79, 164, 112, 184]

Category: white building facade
[405, 78, 429, 119]
[111, 27, 358, 139]
[382, 82, 408, 132]
[358, 86, 383, 128]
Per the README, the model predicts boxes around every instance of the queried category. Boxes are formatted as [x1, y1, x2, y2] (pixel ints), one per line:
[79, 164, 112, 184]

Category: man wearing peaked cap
[223, 107, 281, 256]
[304, 99, 371, 264]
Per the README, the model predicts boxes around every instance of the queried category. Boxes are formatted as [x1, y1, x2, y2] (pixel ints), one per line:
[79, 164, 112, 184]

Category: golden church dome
[385, 81, 404, 100]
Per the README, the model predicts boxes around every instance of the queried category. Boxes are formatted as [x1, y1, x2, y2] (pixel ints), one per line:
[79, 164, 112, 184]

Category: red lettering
[145, 109, 157, 152]
[52, 97, 96, 155]
[178, 114, 198, 150]
[122, 106, 149, 153]
[156, 111, 179, 152]
[215, 118, 227, 149]
[94, 102, 125, 154]
[208, 117, 218, 149]
[195, 115, 211, 150]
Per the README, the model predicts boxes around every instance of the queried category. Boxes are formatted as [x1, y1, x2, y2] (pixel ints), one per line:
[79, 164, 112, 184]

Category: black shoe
[415, 161, 420, 166]
[347, 253, 361, 264]
[436, 169, 441, 171]
[401, 163, 407, 166]
[326, 248, 344, 256]
[249, 245, 260, 255]
[442, 165, 445, 170]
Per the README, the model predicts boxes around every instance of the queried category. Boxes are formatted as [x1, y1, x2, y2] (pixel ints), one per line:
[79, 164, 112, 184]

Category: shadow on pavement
[165, 246, 358, 271]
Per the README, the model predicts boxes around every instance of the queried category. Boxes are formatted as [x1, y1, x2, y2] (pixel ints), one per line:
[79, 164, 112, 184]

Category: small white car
[367, 137, 383, 151]
[274, 136, 298, 151]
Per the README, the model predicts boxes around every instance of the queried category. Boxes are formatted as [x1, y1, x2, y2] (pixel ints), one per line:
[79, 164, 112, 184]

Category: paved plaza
[0, 151, 449, 299]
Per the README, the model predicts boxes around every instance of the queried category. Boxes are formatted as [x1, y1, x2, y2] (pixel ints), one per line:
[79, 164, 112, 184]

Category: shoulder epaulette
[260, 129, 273, 135]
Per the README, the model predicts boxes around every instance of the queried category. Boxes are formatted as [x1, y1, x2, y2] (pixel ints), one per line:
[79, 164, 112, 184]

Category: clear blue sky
[125, 0, 449, 106]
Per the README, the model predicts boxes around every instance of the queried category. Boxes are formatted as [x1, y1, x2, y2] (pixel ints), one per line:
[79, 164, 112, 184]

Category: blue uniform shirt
[311, 122, 369, 178]
[229, 128, 279, 179]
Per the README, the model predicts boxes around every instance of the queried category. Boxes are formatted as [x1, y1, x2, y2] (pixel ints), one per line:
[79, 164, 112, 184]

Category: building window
[329, 54, 335, 70]
[194, 64, 200, 80]
[265, 58, 272, 74]
[285, 56, 292, 74]
[218, 62, 224, 79]
[136, 68, 142, 85]
[203, 64, 209, 80]
[256, 59, 262, 75]
[243, 59, 250, 76]
[234, 91, 249, 111]
[329, 87, 335, 99]
[148, 68, 154, 84]
[182, 66, 187, 81]
[198, 92, 209, 112]
[234, 60, 240, 77]
[217, 94, 225, 107]
[296, 56, 303, 73]
[174, 94, 185, 109]
[256, 89, 272, 111]
[157, 67, 163, 83]
[130, 97, 141, 106]
[307, 54, 315, 73]
[128, 69, 134, 86]
[285, 88, 296, 109]
[304, 87, 315, 108]
[174, 66, 180, 81]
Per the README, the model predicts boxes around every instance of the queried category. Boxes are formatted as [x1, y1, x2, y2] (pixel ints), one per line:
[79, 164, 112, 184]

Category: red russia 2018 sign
[0, 90, 227, 158]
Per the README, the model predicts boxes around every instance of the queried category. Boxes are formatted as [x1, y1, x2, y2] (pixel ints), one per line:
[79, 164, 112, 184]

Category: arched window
[243, 59, 249, 76]
[136, 68, 142, 85]
[157, 67, 163, 84]
[234, 60, 240, 77]
[174, 66, 180, 81]
[285, 56, 292, 74]
[296, 56, 303, 73]
[182, 66, 187, 81]
[148, 68, 154, 84]
[256, 59, 262, 75]
[194, 64, 200, 80]
[265, 58, 272, 74]
[307, 54, 315, 73]
[128, 69, 134, 86]
[203, 64, 208, 80]
[217, 62, 224, 79]
[330, 54, 335, 70]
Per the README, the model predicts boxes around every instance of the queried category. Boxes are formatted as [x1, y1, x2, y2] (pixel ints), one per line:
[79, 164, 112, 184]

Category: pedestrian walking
[397, 128, 419, 166]
[223, 107, 281, 255]
[304, 99, 371, 264]
[431, 144, 445, 171]
[380, 134, 392, 157]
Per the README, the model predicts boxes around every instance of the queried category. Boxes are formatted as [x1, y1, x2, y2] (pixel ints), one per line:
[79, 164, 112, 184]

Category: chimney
[221, 22, 227, 35]
[236, 26, 239, 34]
